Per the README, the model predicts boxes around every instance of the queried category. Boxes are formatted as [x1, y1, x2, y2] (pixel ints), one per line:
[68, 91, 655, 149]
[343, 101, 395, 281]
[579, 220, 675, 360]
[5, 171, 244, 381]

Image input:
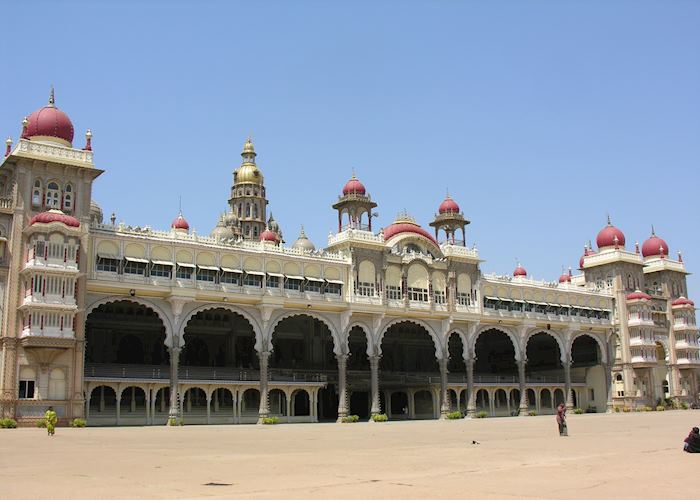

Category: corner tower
[228, 138, 268, 240]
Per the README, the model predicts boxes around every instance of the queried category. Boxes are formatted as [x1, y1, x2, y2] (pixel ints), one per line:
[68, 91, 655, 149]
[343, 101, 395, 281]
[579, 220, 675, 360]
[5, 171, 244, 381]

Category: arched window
[246, 202, 251, 217]
[32, 180, 42, 208]
[48, 368, 66, 400]
[627, 274, 633, 290]
[253, 203, 258, 218]
[18, 367, 36, 399]
[46, 182, 61, 209]
[63, 184, 73, 212]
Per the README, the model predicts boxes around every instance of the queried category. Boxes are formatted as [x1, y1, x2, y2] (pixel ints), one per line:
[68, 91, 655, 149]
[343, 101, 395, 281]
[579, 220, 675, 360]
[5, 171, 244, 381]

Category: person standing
[556, 403, 568, 436]
[45, 406, 58, 437]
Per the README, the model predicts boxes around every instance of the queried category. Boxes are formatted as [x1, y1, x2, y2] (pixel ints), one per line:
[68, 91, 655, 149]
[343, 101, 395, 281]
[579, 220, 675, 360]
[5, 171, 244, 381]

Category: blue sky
[2, 1, 699, 294]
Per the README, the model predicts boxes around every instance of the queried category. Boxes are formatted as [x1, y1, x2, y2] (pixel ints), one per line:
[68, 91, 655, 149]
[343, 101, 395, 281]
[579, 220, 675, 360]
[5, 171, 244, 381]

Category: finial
[678, 251, 683, 263]
[568, 267, 572, 277]
[651, 224, 656, 236]
[635, 241, 640, 254]
[606, 213, 612, 226]
[110, 212, 116, 225]
[299, 225, 307, 237]
[5, 137, 12, 157]
[351, 167, 356, 179]
[83, 129, 92, 151]
[21, 116, 29, 138]
[178, 195, 182, 214]
[446, 187, 450, 198]
[48, 85, 55, 106]
[613, 234, 619, 249]
[659, 244, 665, 258]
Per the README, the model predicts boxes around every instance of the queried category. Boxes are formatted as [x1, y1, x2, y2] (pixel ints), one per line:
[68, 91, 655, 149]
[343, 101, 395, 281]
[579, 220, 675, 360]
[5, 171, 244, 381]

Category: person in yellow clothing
[45, 406, 58, 436]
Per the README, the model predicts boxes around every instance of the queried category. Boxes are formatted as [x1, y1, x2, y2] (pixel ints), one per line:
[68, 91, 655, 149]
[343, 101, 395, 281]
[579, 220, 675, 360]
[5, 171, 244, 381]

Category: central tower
[229, 138, 268, 240]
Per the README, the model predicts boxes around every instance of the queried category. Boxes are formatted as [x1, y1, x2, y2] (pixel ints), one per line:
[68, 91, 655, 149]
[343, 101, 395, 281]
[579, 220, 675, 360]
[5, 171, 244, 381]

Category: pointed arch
[525, 328, 566, 363]
[378, 317, 442, 359]
[268, 310, 341, 355]
[447, 328, 469, 361]
[179, 303, 262, 351]
[570, 332, 608, 364]
[345, 320, 375, 356]
[471, 325, 521, 361]
[87, 296, 173, 346]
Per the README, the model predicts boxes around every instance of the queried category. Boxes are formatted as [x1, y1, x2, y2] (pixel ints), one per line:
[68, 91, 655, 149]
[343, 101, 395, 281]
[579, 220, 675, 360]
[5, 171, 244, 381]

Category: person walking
[45, 406, 58, 437]
[556, 403, 568, 436]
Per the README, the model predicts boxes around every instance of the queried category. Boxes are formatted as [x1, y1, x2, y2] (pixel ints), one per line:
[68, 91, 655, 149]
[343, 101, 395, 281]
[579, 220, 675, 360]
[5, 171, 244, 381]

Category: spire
[48, 85, 55, 107]
[83, 129, 92, 151]
[5, 137, 12, 157]
[606, 213, 611, 226]
[651, 224, 656, 236]
[21, 116, 29, 139]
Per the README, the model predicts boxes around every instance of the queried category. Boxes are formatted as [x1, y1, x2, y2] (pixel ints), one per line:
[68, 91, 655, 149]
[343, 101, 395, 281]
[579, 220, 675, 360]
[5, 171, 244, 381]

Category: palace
[0, 91, 697, 426]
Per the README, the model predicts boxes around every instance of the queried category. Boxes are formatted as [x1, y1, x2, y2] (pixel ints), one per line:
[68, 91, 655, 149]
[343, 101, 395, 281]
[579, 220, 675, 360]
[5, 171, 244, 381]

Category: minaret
[228, 138, 268, 240]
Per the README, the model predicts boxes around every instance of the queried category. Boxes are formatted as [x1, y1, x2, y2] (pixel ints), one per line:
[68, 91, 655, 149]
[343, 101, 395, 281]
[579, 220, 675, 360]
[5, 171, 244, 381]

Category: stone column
[369, 354, 381, 417]
[439, 357, 450, 419]
[407, 389, 415, 419]
[336, 354, 348, 422]
[116, 388, 122, 426]
[257, 351, 270, 423]
[206, 391, 211, 424]
[564, 360, 573, 410]
[518, 359, 528, 416]
[168, 346, 181, 424]
[605, 363, 614, 412]
[466, 357, 475, 417]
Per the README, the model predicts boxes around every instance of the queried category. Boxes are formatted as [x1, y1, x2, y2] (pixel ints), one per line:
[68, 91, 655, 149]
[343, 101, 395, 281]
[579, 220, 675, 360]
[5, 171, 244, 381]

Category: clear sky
[2, 1, 699, 294]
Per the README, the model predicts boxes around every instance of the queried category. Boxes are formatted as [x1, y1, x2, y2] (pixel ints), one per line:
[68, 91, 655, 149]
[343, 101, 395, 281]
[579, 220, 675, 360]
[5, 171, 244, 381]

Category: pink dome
[672, 297, 695, 307]
[642, 231, 669, 258]
[342, 175, 366, 195]
[559, 272, 572, 283]
[626, 290, 651, 301]
[596, 222, 625, 249]
[171, 212, 189, 231]
[30, 210, 80, 228]
[22, 91, 74, 145]
[513, 265, 527, 277]
[438, 195, 460, 214]
[260, 228, 277, 242]
[383, 221, 438, 246]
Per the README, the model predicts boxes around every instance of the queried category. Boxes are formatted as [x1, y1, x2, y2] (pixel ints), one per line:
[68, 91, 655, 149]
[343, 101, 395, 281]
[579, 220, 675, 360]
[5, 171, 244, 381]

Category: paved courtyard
[1, 411, 698, 499]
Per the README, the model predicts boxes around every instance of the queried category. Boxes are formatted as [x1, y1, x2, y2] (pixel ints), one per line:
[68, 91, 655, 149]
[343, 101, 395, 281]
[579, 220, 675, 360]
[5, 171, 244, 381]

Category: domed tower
[292, 226, 315, 252]
[332, 173, 377, 232]
[228, 138, 268, 240]
[429, 194, 470, 245]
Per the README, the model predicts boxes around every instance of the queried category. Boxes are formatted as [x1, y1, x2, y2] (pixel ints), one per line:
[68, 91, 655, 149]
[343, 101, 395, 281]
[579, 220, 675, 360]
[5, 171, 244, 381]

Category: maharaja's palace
[0, 91, 697, 426]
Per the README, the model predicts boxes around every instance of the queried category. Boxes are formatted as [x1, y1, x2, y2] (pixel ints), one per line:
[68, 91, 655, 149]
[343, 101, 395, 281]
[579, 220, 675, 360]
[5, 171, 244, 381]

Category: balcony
[25, 257, 78, 273]
[22, 294, 76, 308]
[629, 336, 657, 347]
[21, 326, 75, 339]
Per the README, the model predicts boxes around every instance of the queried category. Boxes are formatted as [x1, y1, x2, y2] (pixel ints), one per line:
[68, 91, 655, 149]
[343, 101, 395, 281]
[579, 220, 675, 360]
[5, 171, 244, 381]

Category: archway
[526, 388, 537, 411]
[571, 334, 606, 411]
[269, 389, 287, 417]
[447, 333, 466, 373]
[391, 391, 409, 418]
[652, 342, 669, 405]
[526, 332, 563, 382]
[474, 329, 517, 382]
[347, 326, 371, 418]
[153, 387, 170, 423]
[182, 308, 258, 370]
[86, 301, 168, 375]
[414, 390, 433, 418]
[476, 389, 490, 413]
[292, 389, 311, 416]
[88, 385, 117, 425]
[271, 314, 338, 420]
[509, 389, 520, 414]
[241, 388, 260, 417]
[349, 391, 370, 419]
[119, 386, 147, 425]
[182, 387, 207, 419]
[553, 388, 565, 407]
[540, 389, 553, 413]
[210, 388, 234, 420]
[494, 389, 508, 416]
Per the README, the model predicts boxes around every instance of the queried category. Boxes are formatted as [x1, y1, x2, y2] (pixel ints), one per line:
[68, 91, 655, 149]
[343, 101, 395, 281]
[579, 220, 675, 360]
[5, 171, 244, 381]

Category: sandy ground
[1, 411, 698, 500]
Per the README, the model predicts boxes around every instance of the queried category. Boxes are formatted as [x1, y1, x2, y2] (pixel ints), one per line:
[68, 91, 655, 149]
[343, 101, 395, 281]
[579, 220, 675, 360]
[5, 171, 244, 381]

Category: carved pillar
[0, 339, 18, 418]
[518, 359, 528, 416]
[465, 356, 475, 417]
[257, 350, 270, 423]
[439, 357, 449, 418]
[336, 353, 348, 422]
[168, 346, 181, 423]
[369, 354, 381, 417]
[564, 359, 573, 410]
[605, 363, 614, 412]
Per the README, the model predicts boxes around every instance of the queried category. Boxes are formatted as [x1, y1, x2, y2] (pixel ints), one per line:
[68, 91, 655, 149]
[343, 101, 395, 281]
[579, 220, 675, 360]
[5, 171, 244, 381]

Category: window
[433, 291, 446, 304]
[305, 279, 322, 293]
[18, 367, 36, 399]
[285, 278, 302, 291]
[386, 285, 401, 300]
[97, 257, 119, 273]
[325, 282, 341, 295]
[221, 271, 241, 285]
[32, 180, 42, 207]
[197, 268, 217, 282]
[266, 275, 280, 289]
[63, 184, 73, 211]
[124, 260, 146, 275]
[48, 368, 66, 400]
[151, 264, 172, 279]
[356, 282, 375, 296]
[589, 389, 595, 401]
[46, 182, 60, 208]
[457, 292, 471, 306]
[407, 287, 428, 302]
[35, 240, 46, 259]
[33, 275, 44, 294]
[176, 265, 193, 280]
[243, 273, 262, 287]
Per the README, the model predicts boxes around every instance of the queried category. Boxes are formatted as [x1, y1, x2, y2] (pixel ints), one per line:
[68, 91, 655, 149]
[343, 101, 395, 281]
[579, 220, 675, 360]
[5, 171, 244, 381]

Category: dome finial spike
[351, 167, 356, 179]
[48, 85, 55, 106]
[651, 224, 655, 236]
[606, 213, 611, 226]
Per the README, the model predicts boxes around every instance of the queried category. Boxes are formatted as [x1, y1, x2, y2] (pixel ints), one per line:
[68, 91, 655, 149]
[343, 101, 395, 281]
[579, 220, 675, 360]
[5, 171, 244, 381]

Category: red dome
[30, 210, 80, 228]
[672, 297, 695, 307]
[260, 229, 277, 242]
[513, 265, 527, 277]
[22, 92, 74, 145]
[626, 290, 651, 301]
[383, 222, 438, 246]
[596, 222, 625, 249]
[342, 176, 366, 195]
[171, 212, 189, 231]
[559, 272, 572, 283]
[642, 233, 669, 258]
[438, 195, 460, 214]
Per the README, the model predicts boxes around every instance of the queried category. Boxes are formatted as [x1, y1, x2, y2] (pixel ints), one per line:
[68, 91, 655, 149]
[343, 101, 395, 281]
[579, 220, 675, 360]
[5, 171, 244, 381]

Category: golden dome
[234, 163, 264, 184]
[242, 138, 256, 156]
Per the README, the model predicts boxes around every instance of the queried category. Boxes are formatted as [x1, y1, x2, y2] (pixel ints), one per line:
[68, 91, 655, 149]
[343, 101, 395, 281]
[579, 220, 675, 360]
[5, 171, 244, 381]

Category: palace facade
[0, 92, 697, 426]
